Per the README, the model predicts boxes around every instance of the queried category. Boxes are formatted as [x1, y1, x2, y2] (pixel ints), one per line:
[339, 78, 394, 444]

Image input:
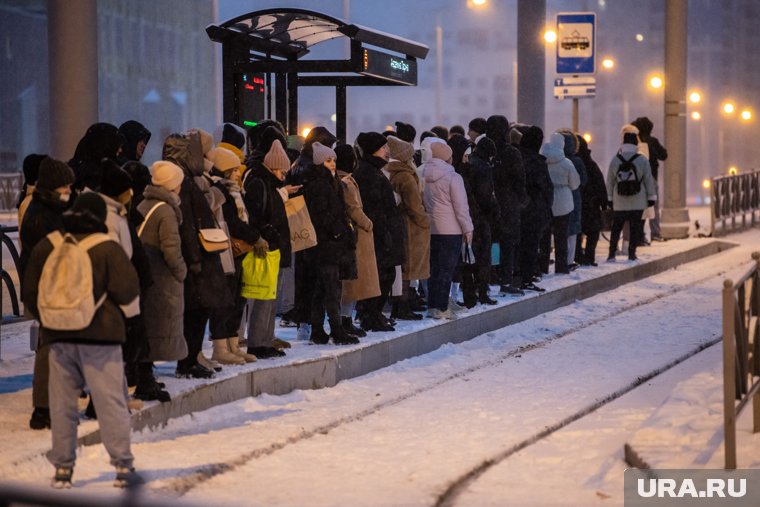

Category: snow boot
[342, 316, 366, 337]
[211, 339, 245, 365]
[330, 318, 359, 345]
[248, 346, 286, 359]
[197, 351, 222, 372]
[51, 467, 73, 489]
[29, 407, 50, 430]
[228, 337, 257, 363]
[310, 326, 330, 345]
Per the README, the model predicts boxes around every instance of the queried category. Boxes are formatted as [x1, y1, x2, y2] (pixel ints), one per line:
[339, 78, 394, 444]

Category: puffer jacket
[422, 158, 474, 235]
[541, 133, 580, 217]
[607, 146, 657, 211]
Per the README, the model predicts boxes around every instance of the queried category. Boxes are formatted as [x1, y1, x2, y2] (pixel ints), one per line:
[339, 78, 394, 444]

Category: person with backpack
[22, 193, 142, 489]
[606, 132, 657, 262]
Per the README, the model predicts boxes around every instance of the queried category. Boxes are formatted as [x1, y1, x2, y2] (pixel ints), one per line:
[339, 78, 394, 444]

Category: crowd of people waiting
[14, 113, 666, 488]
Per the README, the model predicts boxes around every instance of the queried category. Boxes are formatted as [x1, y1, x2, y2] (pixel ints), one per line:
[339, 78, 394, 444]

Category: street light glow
[691, 111, 701, 120]
[728, 166, 739, 175]
[723, 102, 736, 114]
[689, 91, 701, 104]
[330, 114, 337, 122]
[544, 30, 557, 43]
[649, 76, 663, 89]
[741, 109, 752, 121]
[601, 58, 615, 70]
[301, 127, 311, 138]
[702, 179, 711, 189]
[470, 0, 487, 5]
[635, 34, 644, 42]
[582, 133, 592, 143]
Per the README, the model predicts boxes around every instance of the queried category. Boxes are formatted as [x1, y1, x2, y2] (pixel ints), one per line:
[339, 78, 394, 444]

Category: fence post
[724, 278, 737, 469]
[754, 253, 760, 434]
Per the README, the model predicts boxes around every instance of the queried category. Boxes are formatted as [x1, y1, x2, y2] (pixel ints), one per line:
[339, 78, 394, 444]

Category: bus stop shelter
[206, 8, 429, 143]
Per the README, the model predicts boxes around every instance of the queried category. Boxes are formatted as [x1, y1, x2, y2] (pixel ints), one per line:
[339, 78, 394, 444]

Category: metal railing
[0, 173, 23, 211]
[722, 252, 760, 469]
[1, 224, 22, 361]
[711, 170, 760, 236]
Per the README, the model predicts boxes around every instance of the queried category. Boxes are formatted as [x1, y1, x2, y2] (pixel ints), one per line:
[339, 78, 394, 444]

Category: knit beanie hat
[312, 142, 337, 166]
[99, 159, 133, 198]
[151, 160, 185, 191]
[263, 140, 291, 172]
[394, 121, 416, 143]
[71, 192, 107, 223]
[356, 132, 387, 158]
[258, 126, 287, 154]
[335, 144, 357, 173]
[208, 146, 240, 173]
[36, 157, 75, 191]
[386, 136, 414, 162]
[22, 153, 47, 184]
[430, 142, 453, 162]
[221, 123, 246, 150]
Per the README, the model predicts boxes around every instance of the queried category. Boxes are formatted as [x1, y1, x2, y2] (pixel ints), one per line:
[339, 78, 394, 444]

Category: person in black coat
[352, 132, 405, 331]
[516, 126, 554, 291]
[459, 137, 500, 306]
[632, 116, 668, 241]
[577, 137, 608, 266]
[19, 157, 75, 430]
[68, 122, 125, 192]
[486, 115, 527, 295]
[288, 126, 337, 186]
[162, 132, 236, 379]
[301, 143, 357, 345]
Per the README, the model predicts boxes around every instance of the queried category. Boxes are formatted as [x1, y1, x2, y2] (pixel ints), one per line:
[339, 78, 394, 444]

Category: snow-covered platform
[21, 236, 733, 449]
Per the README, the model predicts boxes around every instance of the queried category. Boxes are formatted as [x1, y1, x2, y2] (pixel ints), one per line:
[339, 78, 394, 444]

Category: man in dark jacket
[460, 137, 500, 306]
[632, 116, 668, 241]
[353, 131, 405, 331]
[19, 157, 75, 430]
[68, 122, 125, 192]
[516, 126, 554, 291]
[22, 193, 141, 489]
[116, 120, 151, 165]
[577, 136, 609, 265]
[486, 115, 527, 296]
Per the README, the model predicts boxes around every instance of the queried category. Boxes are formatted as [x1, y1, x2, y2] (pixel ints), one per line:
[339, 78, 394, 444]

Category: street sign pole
[572, 98, 579, 133]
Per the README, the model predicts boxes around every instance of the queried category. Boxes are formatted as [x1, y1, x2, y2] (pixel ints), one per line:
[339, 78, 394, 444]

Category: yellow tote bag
[240, 249, 281, 300]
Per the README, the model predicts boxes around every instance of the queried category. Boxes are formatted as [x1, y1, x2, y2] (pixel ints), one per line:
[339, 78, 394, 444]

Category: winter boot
[211, 339, 245, 365]
[248, 346, 286, 359]
[329, 318, 359, 345]
[51, 467, 73, 489]
[391, 300, 424, 320]
[477, 286, 497, 305]
[114, 466, 144, 489]
[29, 407, 51, 430]
[228, 337, 257, 363]
[310, 326, 330, 345]
[342, 316, 367, 337]
[197, 351, 222, 372]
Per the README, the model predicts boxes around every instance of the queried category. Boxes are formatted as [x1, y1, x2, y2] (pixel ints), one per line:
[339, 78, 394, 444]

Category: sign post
[554, 12, 597, 133]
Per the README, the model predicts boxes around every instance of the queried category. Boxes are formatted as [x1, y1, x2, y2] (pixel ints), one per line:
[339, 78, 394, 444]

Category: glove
[189, 262, 202, 274]
[253, 237, 269, 258]
[647, 200, 656, 208]
[607, 200, 614, 210]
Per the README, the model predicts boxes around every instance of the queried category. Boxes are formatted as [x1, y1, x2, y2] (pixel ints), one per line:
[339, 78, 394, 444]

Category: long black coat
[466, 154, 500, 226]
[490, 140, 527, 238]
[302, 164, 355, 266]
[518, 146, 554, 234]
[352, 156, 405, 269]
[579, 153, 608, 234]
[244, 163, 292, 268]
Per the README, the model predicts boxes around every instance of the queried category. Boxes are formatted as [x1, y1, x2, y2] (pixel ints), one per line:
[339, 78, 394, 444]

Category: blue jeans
[429, 235, 463, 311]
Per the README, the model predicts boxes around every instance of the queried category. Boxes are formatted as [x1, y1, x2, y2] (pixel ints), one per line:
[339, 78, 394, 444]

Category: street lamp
[582, 133, 592, 143]
[741, 109, 752, 121]
[301, 127, 312, 138]
[601, 57, 615, 70]
[467, 0, 488, 7]
[649, 75, 663, 89]
[691, 111, 701, 121]
[728, 166, 738, 175]
[722, 102, 736, 115]
[702, 178, 711, 189]
[635, 33, 644, 42]
[544, 29, 557, 43]
[689, 91, 701, 104]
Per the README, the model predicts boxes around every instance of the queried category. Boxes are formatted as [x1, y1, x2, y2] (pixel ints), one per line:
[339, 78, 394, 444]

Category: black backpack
[615, 153, 642, 196]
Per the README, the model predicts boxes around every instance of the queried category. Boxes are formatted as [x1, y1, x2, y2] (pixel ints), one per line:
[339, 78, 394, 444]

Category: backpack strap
[46, 231, 64, 248]
[137, 202, 166, 237]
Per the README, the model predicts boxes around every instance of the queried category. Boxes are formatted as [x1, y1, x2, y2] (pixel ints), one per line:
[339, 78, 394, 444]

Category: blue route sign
[556, 12, 596, 75]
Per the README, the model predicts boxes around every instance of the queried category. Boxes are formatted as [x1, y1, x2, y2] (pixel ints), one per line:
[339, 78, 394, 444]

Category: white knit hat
[208, 146, 240, 173]
[151, 160, 184, 190]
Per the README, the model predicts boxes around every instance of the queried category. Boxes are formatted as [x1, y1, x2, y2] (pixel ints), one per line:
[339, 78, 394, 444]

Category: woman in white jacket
[540, 132, 580, 274]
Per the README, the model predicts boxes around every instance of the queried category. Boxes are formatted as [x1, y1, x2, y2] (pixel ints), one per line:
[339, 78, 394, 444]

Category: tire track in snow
[157, 258, 740, 498]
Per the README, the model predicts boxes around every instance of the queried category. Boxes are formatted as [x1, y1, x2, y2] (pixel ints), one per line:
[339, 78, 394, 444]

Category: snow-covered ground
[3, 207, 760, 507]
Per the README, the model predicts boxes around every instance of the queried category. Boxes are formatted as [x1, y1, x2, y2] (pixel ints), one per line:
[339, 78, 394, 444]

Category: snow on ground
[2, 206, 758, 507]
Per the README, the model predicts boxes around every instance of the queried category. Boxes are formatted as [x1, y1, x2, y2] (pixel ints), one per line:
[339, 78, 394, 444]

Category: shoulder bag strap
[137, 202, 166, 237]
